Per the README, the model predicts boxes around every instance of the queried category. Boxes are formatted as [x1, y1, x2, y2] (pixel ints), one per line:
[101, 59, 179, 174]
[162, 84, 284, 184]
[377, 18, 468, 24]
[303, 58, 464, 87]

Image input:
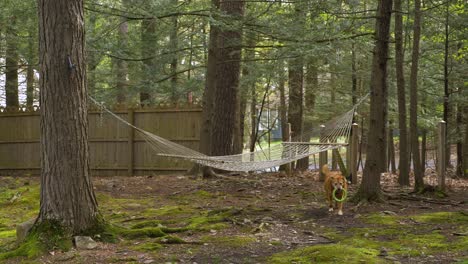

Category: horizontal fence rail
[0, 105, 202, 176]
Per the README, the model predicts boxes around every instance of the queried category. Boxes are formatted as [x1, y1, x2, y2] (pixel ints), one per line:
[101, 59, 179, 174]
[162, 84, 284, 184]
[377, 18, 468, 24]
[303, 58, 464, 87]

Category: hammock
[89, 94, 368, 172]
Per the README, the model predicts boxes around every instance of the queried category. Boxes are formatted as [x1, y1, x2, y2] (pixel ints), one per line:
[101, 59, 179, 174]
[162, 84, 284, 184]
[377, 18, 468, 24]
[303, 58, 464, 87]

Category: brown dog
[322, 164, 348, 215]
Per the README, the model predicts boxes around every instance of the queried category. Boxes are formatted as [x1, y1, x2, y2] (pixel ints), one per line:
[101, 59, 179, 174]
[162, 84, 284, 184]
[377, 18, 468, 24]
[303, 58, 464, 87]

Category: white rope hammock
[88, 94, 368, 172]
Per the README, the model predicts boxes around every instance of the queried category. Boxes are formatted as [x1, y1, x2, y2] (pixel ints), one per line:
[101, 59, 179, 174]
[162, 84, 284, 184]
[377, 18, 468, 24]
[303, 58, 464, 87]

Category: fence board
[0, 106, 202, 176]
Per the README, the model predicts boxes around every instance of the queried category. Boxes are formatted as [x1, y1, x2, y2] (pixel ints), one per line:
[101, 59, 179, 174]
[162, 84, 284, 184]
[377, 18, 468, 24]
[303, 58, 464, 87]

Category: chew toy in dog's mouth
[332, 188, 347, 202]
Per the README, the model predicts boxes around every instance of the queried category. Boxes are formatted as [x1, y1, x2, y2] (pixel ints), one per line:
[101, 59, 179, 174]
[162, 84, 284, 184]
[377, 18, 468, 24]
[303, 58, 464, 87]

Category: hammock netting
[89, 94, 368, 172]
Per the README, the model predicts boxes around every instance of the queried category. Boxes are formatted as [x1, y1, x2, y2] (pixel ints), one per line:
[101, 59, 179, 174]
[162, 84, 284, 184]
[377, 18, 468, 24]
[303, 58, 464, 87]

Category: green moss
[0, 219, 73, 260]
[0, 230, 16, 238]
[269, 243, 383, 263]
[144, 205, 195, 217]
[131, 241, 163, 252]
[412, 212, 468, 224]
[362, 213, 398, 225]
[186, 207, 238, 231]
[131, 220, 162, 229]
[200, 235, 256, 247]
[116, 227, 166, 239]
[193, 190, 215, 198]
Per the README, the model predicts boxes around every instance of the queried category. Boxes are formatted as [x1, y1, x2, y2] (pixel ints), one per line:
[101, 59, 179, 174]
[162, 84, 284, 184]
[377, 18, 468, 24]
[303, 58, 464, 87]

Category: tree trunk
[116, 7, 128, 104]
[234, 36, 256, 154]
[443, 0, 450, 168]
[464, 100, 468, 178]
[170, 4, 179, 103]
[296, 61, 317, 171]
[278, 61, 288, 171]
[5, 15, 19, 108]
[140, 18, 157, 105]
[289, 1, 306, 171]
[410, 0, 424, 191]
[87, 13, 98, 94]
[26, 32, 35, 108]
[288, 58, 304, 170]
[353, 0, 392, 202]
[456, 92, 463, 177]
[388, 126, 396, 174]
[38, 0, 99, 233]
[198, 0, 220, 163]
[211, 0, 245, 156]
[249, 79, 257, 152]
[421, 130, 427, 172]
[394, 0, 409, 186]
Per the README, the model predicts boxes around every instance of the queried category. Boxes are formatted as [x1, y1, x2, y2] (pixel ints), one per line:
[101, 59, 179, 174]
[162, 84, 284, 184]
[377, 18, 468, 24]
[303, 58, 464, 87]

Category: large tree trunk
[288, 58, 304, 170]
[38, 0, 99, 233]
[211, 0, 245, 156]
[193, 0, 220, 176]
[353, 0, 392, 202]
[5, 15, 19, 108]
[290, 2, 306, 171]
[410, 0, 424, 191]
[395, 0, 409, 186]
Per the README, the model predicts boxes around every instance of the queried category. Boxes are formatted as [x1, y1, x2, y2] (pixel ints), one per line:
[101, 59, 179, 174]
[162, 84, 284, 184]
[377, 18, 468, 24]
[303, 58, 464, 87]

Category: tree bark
[234, 37, 256, 154]
[353, 0, 392, 201]
[394, 0, 409, 186]
[194, 0, 220, 176]
[5, 15, 19, 108]
[288, 58, 304, 170]
[116, 5, 129, 104]
[87, 13, 98, 94]
[211, 0, 245, 156]
[410, 0, 424, 191]
[38, 0, 99, 233]
[26, 29, 36, 108]
[290, 1, 307, 171]
[296, 61, 317, 171]
[170, 3, 179, 103]
[278, 61, 288, 172]
[140, 18, 157, 105]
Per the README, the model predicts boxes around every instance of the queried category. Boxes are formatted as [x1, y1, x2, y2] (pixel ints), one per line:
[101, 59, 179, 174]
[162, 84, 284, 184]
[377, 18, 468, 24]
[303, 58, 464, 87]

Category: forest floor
[0, 170, 467, 264]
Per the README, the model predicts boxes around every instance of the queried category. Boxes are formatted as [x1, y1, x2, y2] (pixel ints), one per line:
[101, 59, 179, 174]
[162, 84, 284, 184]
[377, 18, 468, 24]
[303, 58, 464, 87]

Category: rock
[143, 259, 155, 264]
[74, 236, 98, 250]
[16, 218, 36, 243]
[378, 247, 388, 257]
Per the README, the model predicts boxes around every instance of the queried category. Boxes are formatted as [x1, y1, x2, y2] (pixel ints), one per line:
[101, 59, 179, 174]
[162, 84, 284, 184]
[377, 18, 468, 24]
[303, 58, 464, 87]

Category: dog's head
[330, 175, 346, 190]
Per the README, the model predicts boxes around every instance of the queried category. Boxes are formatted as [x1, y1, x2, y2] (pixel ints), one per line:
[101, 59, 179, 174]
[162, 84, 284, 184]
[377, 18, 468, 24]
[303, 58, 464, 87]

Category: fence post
[437, 120, 446, 192]
[128, 109, 135, 176]
[319, 125, 327, 181]
[350, 123, 359, 184]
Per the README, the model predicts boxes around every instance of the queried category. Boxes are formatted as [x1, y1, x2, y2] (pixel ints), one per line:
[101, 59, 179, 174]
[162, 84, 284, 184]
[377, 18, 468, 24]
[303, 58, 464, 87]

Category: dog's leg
[337, 202, 343, 215]
[327, 194, 334, 211]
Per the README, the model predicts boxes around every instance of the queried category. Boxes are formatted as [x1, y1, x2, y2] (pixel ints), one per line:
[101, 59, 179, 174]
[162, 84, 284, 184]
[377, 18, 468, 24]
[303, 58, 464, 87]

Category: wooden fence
[0, 104, 202, 176]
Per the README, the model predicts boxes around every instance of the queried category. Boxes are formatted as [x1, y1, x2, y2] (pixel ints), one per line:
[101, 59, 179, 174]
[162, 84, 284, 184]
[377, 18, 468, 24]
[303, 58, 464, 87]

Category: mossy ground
[0, 174, 467, 263]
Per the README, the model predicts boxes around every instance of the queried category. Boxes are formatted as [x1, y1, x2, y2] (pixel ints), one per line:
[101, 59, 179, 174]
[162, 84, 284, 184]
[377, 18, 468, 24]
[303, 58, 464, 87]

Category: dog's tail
[322, 164, 330, 177]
